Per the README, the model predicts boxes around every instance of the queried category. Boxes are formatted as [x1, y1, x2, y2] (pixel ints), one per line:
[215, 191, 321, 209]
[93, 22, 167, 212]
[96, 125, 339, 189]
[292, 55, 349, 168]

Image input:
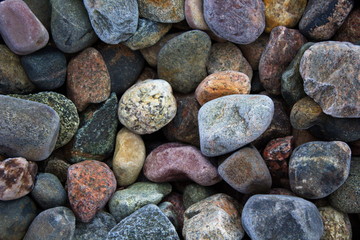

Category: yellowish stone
[318, 206, 352, 240]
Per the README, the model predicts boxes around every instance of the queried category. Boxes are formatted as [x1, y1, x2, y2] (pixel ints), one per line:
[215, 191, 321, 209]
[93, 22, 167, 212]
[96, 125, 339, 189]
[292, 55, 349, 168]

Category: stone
[318, 206, 352, 240]
[203, 0, 265, 44]
[185, 0, 209, 30]
[290, 97, 324, 130]
[157, 30, 211, 93]
[195, 71, 251, 105]
[97, 43, 145, 95]
[292, 128, 319, 148]
[10, 92, 80, 149]
[30, 173, 66, 209]
[334, 8, 360, 43]
[67, 160, 117, 222]
[137, 66, 157, 82]
[23, 206, 76, 240]
[143, 143, 221, 186]
[299, 0, 354, 40]
[44, 157, 70, 184]
[198, 94, 274, 157]
[66, 93, 118, 163]
[124, 18, 172, 50]
[219, 146, 272, 194]
[20, 46, 66, 90]
[23, 0, 51, 30]
[112, 127, 146, 186]
[269, 188, 295, 196]
[183, 184, 216, 209]
[289, 141, 351, 199]
[109, 182, 172, 222]
[50, 0, 98, 53]
[74, 211, 117, 240]
[263, 136, 294, 161]
[259, 26, 307, 95]
[0, 157, 37, 201]
[206, 42, 253, 80]
[0, 196, 37, 240]
[67, 47, 111, 112]
[242, 194, 324, 240]
[159, 202, 180, 230]
[84, 0, 138, 44]
[162, 192, 186, 230]
[0, 95, 60, 161]
[300, 41, 360, 118]
[0, 0, 49, 55]
[118, 79, 177, 135]
[0, 45, 35, 94]
[107, 204, 180, 240]
[264, 0, 307, 33]
[183, 193, 244, 240]
[238, 33, 269, 71]
[138, 0, 185, 23]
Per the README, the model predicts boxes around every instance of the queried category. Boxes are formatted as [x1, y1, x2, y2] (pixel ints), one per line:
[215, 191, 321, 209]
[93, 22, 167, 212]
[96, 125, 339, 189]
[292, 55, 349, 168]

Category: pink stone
[143, 142, 221, 186]
[0, 0, 49, 55]
[185, 0, 209, 30]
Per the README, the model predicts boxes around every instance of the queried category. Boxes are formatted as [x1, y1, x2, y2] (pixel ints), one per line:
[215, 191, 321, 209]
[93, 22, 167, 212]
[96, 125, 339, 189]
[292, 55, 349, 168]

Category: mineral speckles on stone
[118, 79, 177, 135]
[300, 41, 360, 118]
[318, 206, 352, 240]
[185, 0, 209, 30]
[138, 0, 185, 23]
[203, 0, 265, 44]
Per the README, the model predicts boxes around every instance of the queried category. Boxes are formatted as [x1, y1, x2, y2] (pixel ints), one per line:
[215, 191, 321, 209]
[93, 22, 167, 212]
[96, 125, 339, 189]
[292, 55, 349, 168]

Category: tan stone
[319, 206, 352, 240]
[290, 97, 324, 130]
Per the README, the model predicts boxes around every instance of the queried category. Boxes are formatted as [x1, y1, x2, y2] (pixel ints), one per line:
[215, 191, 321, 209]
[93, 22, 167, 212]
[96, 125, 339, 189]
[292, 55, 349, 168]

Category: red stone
[262, 136, 294, 161]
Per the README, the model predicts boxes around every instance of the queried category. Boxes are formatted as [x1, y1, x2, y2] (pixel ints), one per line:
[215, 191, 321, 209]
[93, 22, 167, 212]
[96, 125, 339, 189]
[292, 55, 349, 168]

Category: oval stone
[138, 0, 185, 23]
[185, 0, 209, 30]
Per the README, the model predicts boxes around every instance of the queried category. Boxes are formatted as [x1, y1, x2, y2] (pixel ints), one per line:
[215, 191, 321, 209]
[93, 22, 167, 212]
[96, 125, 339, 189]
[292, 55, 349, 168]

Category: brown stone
[263, 136, 294, 161]
[184, 0, 209, 30]
[290, 97, 323, 130]
[136, 67, 157, 82]
[67, 47, 111, 112]
[44, 157, 70, 184]
[334, 8, 360, 43]
[238, 33, 269, 71]
[292, 128, 319, 148]
[138, 0, 185, 23]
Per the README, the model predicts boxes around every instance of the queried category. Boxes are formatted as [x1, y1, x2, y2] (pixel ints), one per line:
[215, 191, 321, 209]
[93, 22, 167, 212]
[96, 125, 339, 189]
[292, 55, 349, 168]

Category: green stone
[183, 183, 216, 209]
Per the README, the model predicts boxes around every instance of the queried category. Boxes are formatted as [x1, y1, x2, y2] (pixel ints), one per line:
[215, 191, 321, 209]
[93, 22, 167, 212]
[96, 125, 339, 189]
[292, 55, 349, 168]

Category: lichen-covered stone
[138, 0, 185, 23]
[318, 206, 352, 240]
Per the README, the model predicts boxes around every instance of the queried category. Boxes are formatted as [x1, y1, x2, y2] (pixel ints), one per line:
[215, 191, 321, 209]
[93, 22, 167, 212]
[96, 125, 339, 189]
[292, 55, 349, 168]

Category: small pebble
[318, 206, 352, 240]
[44, 157, 70, 184]
[183, 183, 216, 209]
[138, 0, 185, 23]
[290, 97, 324, 130]
[263, 136, 294, 161]
[184, 0, 209, 30]
[238, 33, 269, 71]
[159, 201, 180, 230]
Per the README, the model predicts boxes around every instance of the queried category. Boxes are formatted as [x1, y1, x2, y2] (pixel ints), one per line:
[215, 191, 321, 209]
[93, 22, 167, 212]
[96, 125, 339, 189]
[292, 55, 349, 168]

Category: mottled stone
[199, 94, 274, 157]
[259, 26, 307, 95]
[299, 0, 354, 40]
[44, 157, 70, 184]
[66, 93, 118, 163]
[31, 173, 66, 209]
[263, 136, 294, 161]
[158, 30, 211, 93]
[84, 0, 138, 44]
[137, 66, 157, 82]
[67, 160, 117, 222]
[318, 206, 352, 240]
[138, 0, 185, 23]
[334, 8, 360, 43]
[195, 71, 251, 105]
[23, 207, 76, 240]
[50, 0, 98, 53]
[242, 194, 324, 240]
[162, 192, 186, 231]
[183, 193, 244, 240]
[290, 97, 324, 130]
[112, 127, 146, 186]
[185, 0, 209, 30]
[23, 0, 51, 30]
[67, 47, 111, 112]
[118, 79, 177, 135]
[204, 0, 265, 44]
[183, 183, 216, 209]
[159, 201, 180, 230]
[109, 182, 172, 222]
[300, 41, 360, 118]
[0, 95, 60, 161]
[289, 141, 351, 199]
[0, 45, 35, 94]
[0, 0, 49, 55]
[107, 204, 180, 240]
[143, 143, 221, 186]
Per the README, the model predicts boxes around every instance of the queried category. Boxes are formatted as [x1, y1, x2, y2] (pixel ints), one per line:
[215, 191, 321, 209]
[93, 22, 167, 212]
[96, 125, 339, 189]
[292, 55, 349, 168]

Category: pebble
[218, 146, 272, 194]
[30, 173, 66, 209]
[23, 206, 76, 240]
[67, 160, 117, 222]
[124, 18, 172, 50]
[0, 196, 37, 240]
[183, 183, 216, 209]
[318, 206, 352, 240]
[143, 142, 221, 186]
[289, 141, 351, 199]
[203, 0, 265, 44]
[23, 0, 51, 30]
[300, 41, 360, 118]
[67, 47, 111, 112]
[290, 96, 324, 130]
[0, 44, 35, 94]
[0, 0, 49, 55]
[334, 8, 360, 43]
[185, 0, 209, 30]
[238, 33, 269, 71]
[159, 201, 180, 230]
[84, 0, 138, 44]
[195, 71, 251, 105]
[20, 46, 66, 90]
[109, 182, 172, 222]
[299, 0, 354, 40]
[198, 94, 274, 157]
[107, 204, 180, 240]
[138, 0, 185, 23]
[118, 79, 177, 135]
[44, 157, 70, 184]
[259, 26, 307, 95]
[163, 192, 186, 230]
[0, 95, 60, 161]
[242, 194, 324, 240]
[66, 93, 118, 163]
[112, 127, 146, 187]
[263, 136, 293, 161]
[157, 30, 211, 93]
[50, 0, 98, 53]
[183, 193, 244, 240]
